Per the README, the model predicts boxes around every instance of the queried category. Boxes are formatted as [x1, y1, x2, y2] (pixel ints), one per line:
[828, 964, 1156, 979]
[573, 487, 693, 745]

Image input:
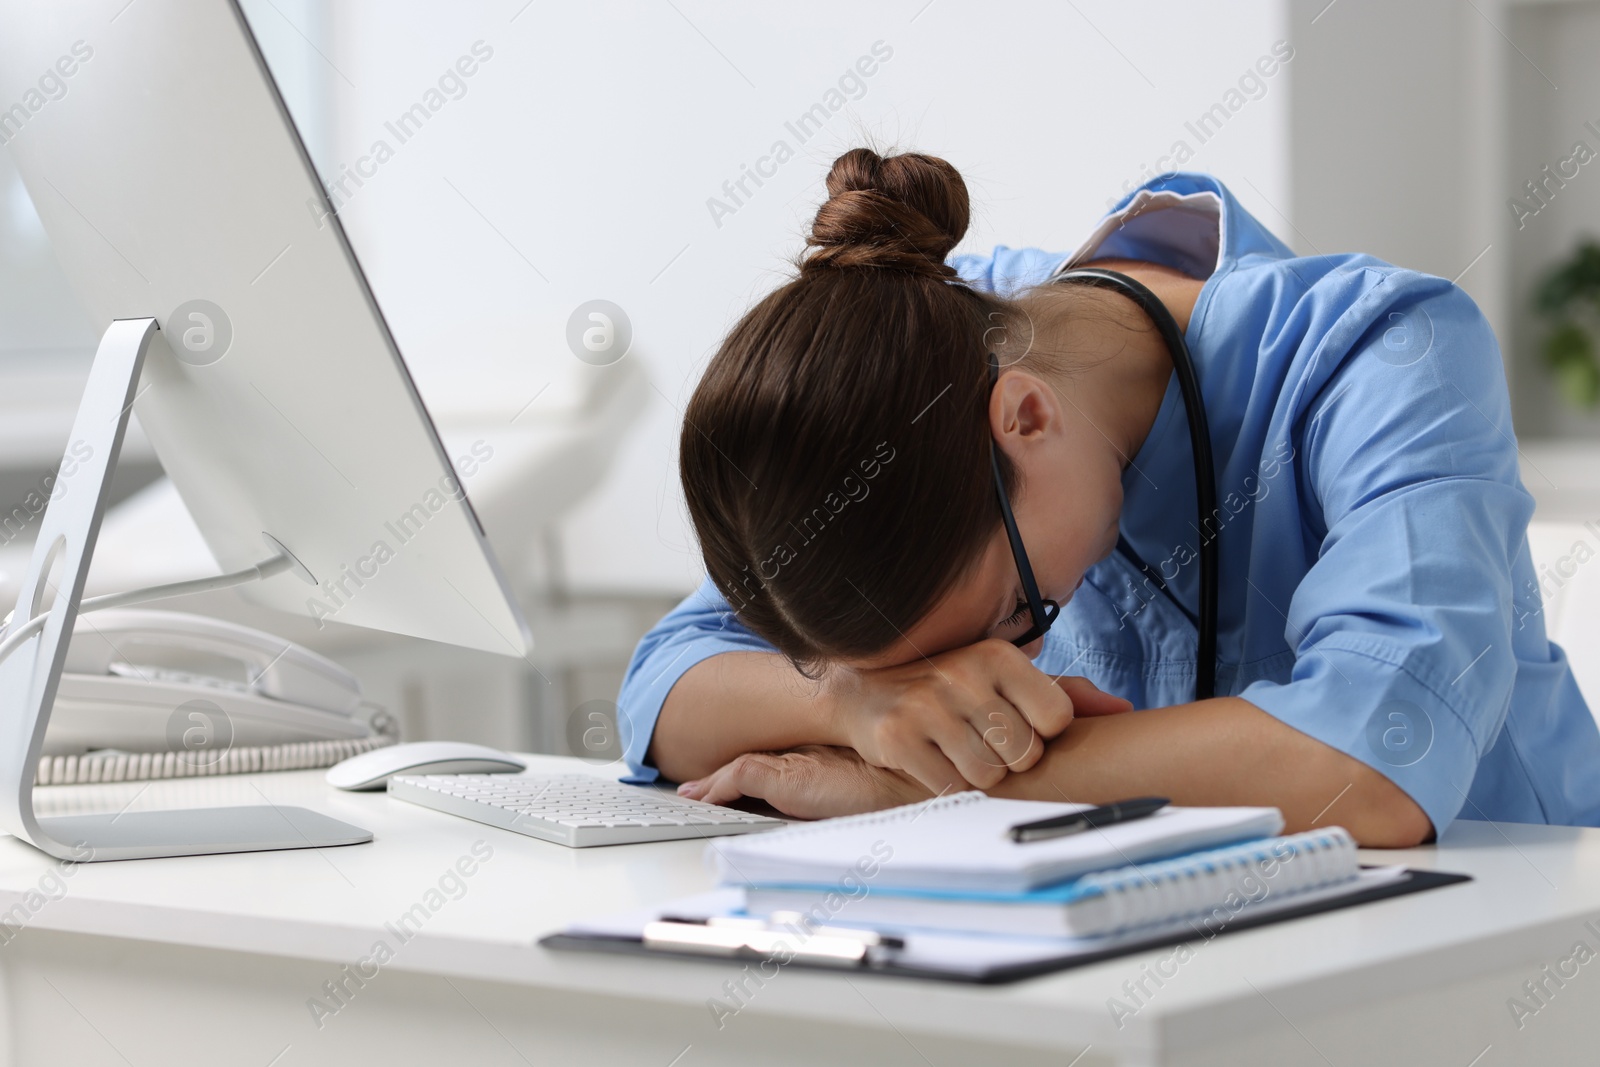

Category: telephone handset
[62, 609, 363, 716]
[38, 608, 395, 781]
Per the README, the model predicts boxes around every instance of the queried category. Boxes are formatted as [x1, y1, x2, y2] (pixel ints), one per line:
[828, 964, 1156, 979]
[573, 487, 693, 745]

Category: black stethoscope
[1045, 266, 1219, 701]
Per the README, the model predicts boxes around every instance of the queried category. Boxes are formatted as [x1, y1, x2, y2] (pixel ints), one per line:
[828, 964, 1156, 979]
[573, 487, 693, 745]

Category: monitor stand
[0, 318, 372, 861]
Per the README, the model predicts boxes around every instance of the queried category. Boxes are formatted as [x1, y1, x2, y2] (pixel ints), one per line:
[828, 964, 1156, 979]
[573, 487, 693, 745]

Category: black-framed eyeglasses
[988, 352, 1060, 647]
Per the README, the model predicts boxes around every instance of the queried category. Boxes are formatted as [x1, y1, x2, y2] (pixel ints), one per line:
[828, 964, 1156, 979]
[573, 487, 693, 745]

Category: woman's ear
[990, 370, 1058, 444]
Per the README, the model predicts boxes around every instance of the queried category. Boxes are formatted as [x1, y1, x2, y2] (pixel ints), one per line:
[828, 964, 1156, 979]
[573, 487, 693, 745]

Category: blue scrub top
[616, 171, 1600, 833]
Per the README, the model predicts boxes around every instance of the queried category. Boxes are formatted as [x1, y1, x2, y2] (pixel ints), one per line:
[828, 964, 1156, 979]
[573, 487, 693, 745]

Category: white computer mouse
[326, 741, 527, 791]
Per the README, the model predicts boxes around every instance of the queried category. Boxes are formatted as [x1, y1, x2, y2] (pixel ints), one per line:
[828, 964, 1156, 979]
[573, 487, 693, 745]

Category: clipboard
[540, 866, 1471, 985]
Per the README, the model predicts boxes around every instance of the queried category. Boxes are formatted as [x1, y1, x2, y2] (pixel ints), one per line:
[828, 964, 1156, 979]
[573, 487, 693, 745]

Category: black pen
[1006, 796, 1171, 843]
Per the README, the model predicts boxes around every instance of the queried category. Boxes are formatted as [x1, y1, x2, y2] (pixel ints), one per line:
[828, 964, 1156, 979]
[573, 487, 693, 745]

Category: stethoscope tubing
[1046, 267, 1219, 701]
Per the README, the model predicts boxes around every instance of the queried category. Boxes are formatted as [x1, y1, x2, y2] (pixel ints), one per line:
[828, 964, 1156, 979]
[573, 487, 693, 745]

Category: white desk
[0, 755, 1595, 1067]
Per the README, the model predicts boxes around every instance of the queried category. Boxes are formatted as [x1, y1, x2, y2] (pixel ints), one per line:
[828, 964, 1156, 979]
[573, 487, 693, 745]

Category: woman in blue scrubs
[617, 148, 1600, 845]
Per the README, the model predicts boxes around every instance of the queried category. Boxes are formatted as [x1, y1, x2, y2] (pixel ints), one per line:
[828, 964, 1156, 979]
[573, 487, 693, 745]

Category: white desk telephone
[32, 608, 395, 785]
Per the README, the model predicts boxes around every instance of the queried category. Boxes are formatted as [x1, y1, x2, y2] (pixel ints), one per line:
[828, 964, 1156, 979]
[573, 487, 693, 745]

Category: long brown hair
[680, 148, 1055, 668]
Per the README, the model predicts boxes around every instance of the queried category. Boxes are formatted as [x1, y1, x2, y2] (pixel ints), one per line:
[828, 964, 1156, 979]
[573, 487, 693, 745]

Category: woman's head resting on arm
[680, 147, 1167, 674]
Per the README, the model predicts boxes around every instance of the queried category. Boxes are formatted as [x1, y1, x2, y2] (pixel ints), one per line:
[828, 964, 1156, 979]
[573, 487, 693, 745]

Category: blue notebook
[741, 827, 1360, 938]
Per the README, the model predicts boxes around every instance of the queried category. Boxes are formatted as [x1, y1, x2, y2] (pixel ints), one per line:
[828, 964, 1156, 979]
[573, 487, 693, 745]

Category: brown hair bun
[682, 146, 1015, 666]
[802, 148, 968, 279]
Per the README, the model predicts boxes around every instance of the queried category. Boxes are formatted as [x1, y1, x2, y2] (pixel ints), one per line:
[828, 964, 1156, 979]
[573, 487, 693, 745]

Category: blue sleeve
[1238, 280, 1534, 835]
[948, 245, 1072, 297]
[614, 577, 779, 783]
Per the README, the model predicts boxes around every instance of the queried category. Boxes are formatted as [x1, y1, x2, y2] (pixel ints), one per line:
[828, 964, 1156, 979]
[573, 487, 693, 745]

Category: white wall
[286, 0, 1292, 596]
[1500, 0, 1600, 439]
[1282, 0, 1600, 444]
[5, 1, 1293, 598]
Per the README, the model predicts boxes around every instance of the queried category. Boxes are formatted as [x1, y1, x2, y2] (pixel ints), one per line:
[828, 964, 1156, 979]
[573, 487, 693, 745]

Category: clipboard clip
[642, 910, 905, 969]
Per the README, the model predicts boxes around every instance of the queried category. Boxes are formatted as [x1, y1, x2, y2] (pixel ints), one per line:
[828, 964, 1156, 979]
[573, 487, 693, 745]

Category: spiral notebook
[744, 827, 1360, 938]
[707, 791, 1286, 894]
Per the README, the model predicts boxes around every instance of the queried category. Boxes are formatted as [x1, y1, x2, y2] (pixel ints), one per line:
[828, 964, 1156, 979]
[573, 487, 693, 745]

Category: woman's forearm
[987, 697, 1434, 847]
[648, 652, 846, 783]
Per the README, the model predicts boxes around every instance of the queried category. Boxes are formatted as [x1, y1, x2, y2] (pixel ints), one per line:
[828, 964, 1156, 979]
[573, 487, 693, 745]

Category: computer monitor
[0, 0, 533, 859]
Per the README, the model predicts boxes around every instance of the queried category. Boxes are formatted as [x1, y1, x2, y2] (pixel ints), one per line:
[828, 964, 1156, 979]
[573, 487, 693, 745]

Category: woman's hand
[823, 639, 1133, 795]
[678, 745, 929, 819]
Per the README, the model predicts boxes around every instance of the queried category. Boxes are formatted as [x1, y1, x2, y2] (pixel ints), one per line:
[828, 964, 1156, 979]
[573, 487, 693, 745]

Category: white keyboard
[387, 773, 785, 847]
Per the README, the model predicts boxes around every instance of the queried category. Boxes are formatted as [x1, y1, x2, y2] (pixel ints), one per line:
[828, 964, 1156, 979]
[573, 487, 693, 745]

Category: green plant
[1534, 240, 1600, 409]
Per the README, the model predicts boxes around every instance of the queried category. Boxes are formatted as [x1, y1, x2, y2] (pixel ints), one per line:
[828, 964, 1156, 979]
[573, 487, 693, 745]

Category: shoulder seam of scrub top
[1284, 266, 1453, 419]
